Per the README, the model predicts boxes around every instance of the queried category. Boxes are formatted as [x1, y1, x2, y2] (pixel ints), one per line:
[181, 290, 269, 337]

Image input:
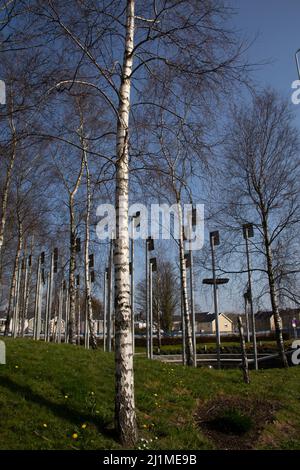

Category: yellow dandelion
[81, 424, 87, 429]
[43, 423, 48, 428]
[15, 365, 19, 369]
[72, 433, 78, 439]
[143, 424, 147, 428]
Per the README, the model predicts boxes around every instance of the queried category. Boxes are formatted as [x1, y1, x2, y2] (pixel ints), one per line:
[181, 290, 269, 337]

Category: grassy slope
[0, 338, 300, 450]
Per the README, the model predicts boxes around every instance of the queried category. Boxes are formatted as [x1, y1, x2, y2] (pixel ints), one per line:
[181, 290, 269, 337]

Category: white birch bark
[4, 221, 23, 335]
[81, 127, 97, 350]
[114, 0, 137, 446]
[68, 154, 85, 344]
[261, 214, 288, 368]
[177, 200, 195, 367]
[22, 244, 33, 337]
[0, 93, 17, 254]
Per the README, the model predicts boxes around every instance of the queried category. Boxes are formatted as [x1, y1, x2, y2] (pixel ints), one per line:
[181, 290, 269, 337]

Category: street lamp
[130, 211, 140, 353]
[242, 223, 258, 370]
[106, 238, 114, 352]
[33, 253, 43, 341]
[146, 235, 154, 358]
[45, 251, 54, 342]
[209, 231, 221, 369]
[202, 277, 229, 368]
[185, 205, 197, 368]
[149, 257, 157, 359]
[103, 267, 108, 351]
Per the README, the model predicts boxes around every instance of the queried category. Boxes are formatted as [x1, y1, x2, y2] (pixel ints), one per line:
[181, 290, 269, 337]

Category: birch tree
[78, 106, 97, 350]
[222, 91, 300, 368]
[15, 0, 253, 444]
[0, 88, 17, 255]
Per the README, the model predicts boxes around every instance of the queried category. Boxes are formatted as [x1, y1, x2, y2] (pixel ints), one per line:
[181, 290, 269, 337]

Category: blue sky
[231, 0, 300, 121]
[130, 1, 300, 315]
[197, 0, 300, 313]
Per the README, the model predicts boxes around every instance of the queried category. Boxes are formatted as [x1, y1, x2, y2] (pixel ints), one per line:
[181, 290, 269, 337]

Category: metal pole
[33, 257, 41, 340]
[245, 234, 258, 370]
[103, 269, 107, 351]
[21, 257, 29, 337]
[189, 247, 197, 367]
[211, 238, 221, 369]
[45, 253, 54, 342]
[238, 315, 250, 384]
[77, 287, 81, 346]
[149, 261, 153, 359]
[57, 282, 63, 344]
[244, 295, 250, 343]
[13, 261, 22, 338]
[146, 240, 149, 358]
[181, 289, 186, 365]
[65, 287, 69, 343]
[84, 297, 89, 349]
[44, 272, 50, 340]
[107, 239, 113, 352]
[36, 274, 42, 341]
[131, 229, 135, 354]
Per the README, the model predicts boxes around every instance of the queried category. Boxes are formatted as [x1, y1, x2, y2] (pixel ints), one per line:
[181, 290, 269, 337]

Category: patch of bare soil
[196, 395, 280, 450]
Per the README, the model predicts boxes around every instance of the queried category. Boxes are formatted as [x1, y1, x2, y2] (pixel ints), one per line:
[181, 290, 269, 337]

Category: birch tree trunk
[22, 245, 33, 337]
[0, 97, 17, 255]
[157, 309, 161, 354]
[238, 315, 250, 384]
[68, 198, 77, 345]
[262, 214, 288, 368]
[114, 0, 137, 446]
[177, 200, 194, 367]
[19, 255, 27, 337]
[4, 221, 23, 335]
[68, 153, 85, 344]
[82, 131, 97, 350]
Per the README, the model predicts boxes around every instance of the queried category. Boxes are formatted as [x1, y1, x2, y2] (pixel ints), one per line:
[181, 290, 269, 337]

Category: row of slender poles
[102, 213, 198, 366]
[8, 248, 94, 348]
[209, 224, 258, 370]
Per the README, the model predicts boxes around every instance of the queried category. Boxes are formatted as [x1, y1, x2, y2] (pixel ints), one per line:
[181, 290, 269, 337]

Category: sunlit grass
[0, 338, 299, 449]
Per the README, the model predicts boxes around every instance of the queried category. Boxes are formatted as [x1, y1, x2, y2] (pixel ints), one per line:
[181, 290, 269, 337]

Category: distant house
[255, 308, 300, 333]
[195, 312, 233, 334]
[280, 308, 300, 332]
[255, 311, 275, 333]
[173, 312, 233, 334]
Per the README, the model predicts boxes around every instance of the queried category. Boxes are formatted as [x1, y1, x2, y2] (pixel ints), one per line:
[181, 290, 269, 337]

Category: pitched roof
[173, 312, 232, 323]
[195, 312, 215, 322]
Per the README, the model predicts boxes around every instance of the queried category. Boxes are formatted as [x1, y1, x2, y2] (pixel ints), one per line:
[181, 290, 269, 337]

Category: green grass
[136, 340, 293, 355]
[0, 338, 300, 450]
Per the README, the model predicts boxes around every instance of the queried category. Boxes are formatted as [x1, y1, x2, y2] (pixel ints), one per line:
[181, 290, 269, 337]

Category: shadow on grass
[0, 375, 117, 441]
